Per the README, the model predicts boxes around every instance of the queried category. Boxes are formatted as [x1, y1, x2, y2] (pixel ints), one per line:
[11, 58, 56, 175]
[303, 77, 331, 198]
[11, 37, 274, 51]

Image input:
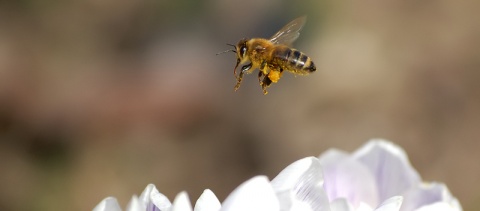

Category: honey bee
[218, 16, 316, 95]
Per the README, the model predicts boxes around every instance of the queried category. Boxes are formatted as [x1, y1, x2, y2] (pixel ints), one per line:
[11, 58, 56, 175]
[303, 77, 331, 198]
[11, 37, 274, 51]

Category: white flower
[318, 139, 462, 211]
[93, 139, 462, 211]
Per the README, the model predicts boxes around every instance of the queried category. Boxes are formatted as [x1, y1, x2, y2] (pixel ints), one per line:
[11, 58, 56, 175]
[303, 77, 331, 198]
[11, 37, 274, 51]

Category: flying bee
[218, 16, 316, 95]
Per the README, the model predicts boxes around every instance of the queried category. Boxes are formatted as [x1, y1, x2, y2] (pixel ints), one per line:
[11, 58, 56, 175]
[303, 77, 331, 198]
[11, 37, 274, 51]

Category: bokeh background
[1, 0, 479, 210]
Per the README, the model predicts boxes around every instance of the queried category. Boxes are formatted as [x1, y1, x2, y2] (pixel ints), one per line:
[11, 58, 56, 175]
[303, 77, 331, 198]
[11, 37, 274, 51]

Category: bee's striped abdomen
[272, 46, 316, 75]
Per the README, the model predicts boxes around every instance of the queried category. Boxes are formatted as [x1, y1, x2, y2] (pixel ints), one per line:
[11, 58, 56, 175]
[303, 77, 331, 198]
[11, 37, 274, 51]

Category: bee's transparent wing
[269, 16, 307, 46]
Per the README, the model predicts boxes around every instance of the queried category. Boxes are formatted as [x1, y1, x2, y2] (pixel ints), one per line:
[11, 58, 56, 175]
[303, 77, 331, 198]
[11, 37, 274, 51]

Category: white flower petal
[139, 184, 172, 210]
[318, 149, 350, 164]
[126, 195, 145, 211]
[357, 202, 374, 211]
[271, 157, 330, 211]
[319, 149, 379, 207]
[271, 157, 324, 190]
[402, 182, 462, 211]
[375, 196, 403, 211]
[414, 202, 462, 211]
[194, 189, 221, 211]
[330, 198, 354, 211]
[170, 192, 193, 211]
[221, 176, 279, 211]
[93, 197, 122, 211]
[446, 198, 462, 211]
[353, 140, 421, 201]
[288, 198, 316, 211]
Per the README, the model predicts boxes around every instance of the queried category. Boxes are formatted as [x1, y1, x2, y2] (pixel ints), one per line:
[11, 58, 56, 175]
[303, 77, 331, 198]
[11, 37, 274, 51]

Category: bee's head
[231, 39, 249, 75]
[235, 39, 248, 60]
[216, 39, 249, 78]
[216, 39, 248, 61]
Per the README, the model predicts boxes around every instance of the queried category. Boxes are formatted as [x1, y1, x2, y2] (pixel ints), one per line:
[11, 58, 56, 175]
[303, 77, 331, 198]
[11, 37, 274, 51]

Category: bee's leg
[234, 63, 252, 91]
[257, 62, 266, 84]
[233, 58, 241, 78]
[261, 74, 272, 95]
[258, 71, 264, 85]
[258, 61, 272, 94]
[259, 61, 266, 70]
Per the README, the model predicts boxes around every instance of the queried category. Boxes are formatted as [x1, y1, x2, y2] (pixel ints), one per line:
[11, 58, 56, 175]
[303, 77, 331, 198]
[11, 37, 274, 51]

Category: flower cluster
[93, 139, 462, 211]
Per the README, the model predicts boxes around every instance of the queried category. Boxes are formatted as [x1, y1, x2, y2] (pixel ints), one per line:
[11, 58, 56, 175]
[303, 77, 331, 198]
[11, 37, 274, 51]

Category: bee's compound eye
[240, 46, 247, 57]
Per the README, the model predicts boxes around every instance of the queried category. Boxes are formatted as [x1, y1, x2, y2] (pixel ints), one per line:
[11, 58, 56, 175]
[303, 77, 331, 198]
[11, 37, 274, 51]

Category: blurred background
[0, 0, 479, 210]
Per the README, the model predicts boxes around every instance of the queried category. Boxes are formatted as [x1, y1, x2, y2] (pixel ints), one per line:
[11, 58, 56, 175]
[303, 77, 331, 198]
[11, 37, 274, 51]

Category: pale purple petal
[353, 140, 421, 201]
[319, 149, 379, 207]
[194, 189, 221, 211]
[271, 157, 330, 211]
[220, 176, 279, 211]
[93, 197, 122, 211]
[170, 192, 193, 211]
[402, 183, 461, 211]
[139, 184, 171, 211]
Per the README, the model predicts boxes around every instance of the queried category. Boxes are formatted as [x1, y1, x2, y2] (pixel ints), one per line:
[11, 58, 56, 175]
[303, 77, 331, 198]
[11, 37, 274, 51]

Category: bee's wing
[269, 16, 307, 46]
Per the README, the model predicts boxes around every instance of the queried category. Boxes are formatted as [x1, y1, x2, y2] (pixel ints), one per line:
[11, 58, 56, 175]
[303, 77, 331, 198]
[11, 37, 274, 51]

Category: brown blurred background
[0, 0, 479, 210]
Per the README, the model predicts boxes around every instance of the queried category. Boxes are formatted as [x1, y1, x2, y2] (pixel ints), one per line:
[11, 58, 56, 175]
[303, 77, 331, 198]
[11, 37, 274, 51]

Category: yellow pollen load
[268, 71, 281, 83]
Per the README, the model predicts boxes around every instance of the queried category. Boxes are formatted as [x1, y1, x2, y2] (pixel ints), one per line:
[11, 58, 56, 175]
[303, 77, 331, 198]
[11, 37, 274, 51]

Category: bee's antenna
[216, 49, 236, 55]
[216, 43, 237, 55]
